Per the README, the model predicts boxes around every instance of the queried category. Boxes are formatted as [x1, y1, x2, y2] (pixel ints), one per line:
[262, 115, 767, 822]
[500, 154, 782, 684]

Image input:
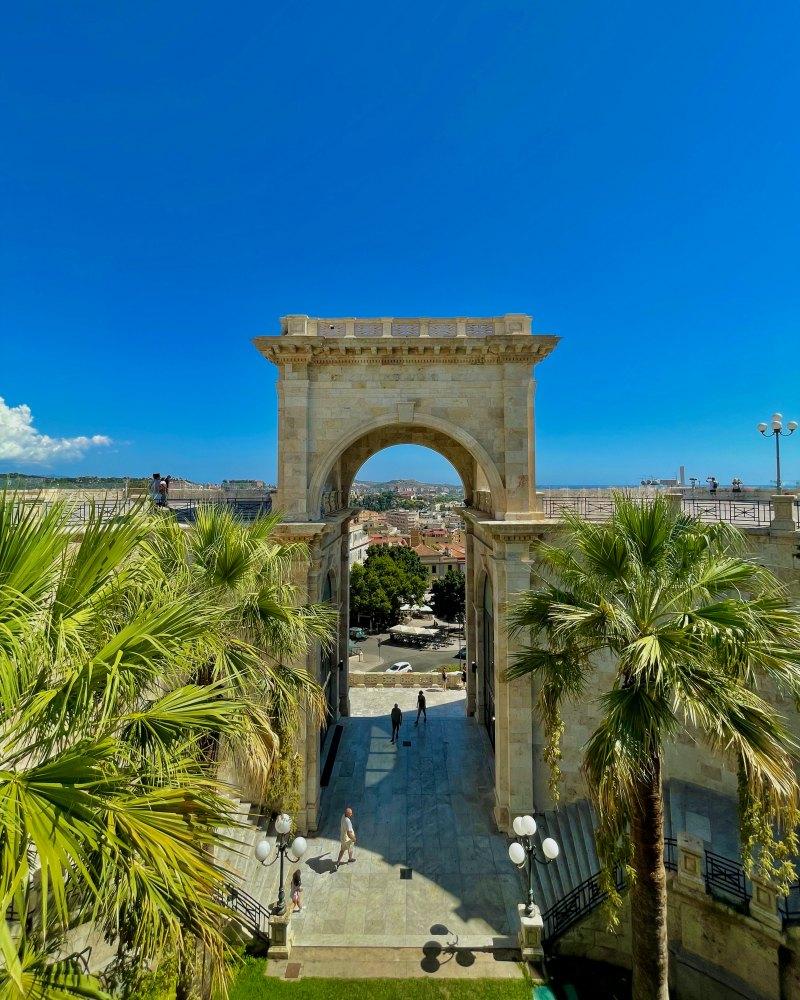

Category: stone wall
[349, 671, 464, 689]
[555, 835, 792, 999]
[529, 523, 800, 811]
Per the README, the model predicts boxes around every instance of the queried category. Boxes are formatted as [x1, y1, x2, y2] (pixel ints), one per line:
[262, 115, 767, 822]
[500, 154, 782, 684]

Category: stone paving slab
[254, 689, 524, 950]
[267, 945, 526, 980]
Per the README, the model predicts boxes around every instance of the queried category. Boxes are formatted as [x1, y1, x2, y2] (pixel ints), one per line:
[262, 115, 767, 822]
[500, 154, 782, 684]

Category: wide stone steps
[530, 800, 600, 916]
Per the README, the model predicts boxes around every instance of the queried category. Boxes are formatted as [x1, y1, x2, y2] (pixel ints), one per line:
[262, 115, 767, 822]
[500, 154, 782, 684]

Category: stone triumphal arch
[255, 314, 559, 833]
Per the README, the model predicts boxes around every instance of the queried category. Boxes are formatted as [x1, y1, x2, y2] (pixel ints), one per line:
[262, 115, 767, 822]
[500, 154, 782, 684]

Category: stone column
[338, 520, 351, 717]
[464, 524, 477, 717]
[301, 545, 323, 833]
[491, 536, 534, 831]
[771, 494, 797, 534]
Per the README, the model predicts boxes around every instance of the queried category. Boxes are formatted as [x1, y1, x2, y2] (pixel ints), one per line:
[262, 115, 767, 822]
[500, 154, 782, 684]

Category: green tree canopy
[509, 494, 800, 1000]
[430, 568, 465, 622]
[349, 545, 428, 630]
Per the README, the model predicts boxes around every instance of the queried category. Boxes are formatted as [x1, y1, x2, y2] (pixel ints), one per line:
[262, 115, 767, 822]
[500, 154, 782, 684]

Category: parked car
[385, 661, 413, 674]
[349, 627, 367, 641]
[455, 647, 467, 659]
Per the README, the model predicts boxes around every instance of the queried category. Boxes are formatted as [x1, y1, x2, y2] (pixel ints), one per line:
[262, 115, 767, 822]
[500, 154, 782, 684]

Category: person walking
[390, 703, 402, 744]
[290, 869, 303, 912]
[415, 690, 427, 725]
[461, 667, 467, 689]
[336, 806, 356, 869]
[441, 667, 447, 689]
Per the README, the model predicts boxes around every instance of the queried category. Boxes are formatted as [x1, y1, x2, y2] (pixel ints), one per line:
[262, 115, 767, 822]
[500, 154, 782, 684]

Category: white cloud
[0, 396, 112, 463]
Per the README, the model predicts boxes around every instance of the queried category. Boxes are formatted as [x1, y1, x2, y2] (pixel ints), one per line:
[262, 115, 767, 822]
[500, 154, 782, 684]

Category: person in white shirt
[336, 806, 356, 869]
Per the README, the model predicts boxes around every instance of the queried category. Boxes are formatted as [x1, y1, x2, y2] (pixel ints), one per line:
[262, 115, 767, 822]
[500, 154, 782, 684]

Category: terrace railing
[10, 495, 273, 525]
[539, 494, 794, 528]
[542, 835, 800, 948]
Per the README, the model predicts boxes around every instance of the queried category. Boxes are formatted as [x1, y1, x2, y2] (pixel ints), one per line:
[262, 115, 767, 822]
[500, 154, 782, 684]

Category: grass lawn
[226, 959, 532, 999]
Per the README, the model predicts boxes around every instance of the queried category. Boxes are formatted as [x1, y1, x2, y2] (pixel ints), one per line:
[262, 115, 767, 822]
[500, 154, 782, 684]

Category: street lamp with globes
[508, 814, 560, 918]
[758, 413, 797, 494]
[254, 813, 308, 916]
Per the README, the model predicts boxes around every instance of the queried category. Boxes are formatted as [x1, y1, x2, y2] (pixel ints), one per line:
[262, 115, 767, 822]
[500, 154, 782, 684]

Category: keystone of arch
[308, 413, 506, 516]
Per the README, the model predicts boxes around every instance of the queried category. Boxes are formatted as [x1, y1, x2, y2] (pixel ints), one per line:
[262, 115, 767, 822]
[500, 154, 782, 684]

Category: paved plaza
[251, 688, 524, 950]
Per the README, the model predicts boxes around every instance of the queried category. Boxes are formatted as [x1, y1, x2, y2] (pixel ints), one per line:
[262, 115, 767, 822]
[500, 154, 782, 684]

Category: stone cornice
[254, 335, 559, 367]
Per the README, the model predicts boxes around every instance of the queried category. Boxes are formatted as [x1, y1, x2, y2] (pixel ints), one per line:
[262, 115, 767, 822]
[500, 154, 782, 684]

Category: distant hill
[353, 478, 463, 493]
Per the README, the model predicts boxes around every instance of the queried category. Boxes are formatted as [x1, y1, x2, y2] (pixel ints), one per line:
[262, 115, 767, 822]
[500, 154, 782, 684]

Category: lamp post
[254, 813, 308, 916]
[758, 413, 797, 494]
[508, 814, 560, 918]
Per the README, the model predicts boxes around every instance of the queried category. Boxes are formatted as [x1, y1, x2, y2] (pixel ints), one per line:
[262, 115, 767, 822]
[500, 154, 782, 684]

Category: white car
[385, 661, 413, 674]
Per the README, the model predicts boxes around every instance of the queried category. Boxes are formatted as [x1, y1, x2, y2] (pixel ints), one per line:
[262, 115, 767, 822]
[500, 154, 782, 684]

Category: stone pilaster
[750, 874, 783, 931]
[464, 524, 477, 717]
[338, 520, 351, 717]
[491, 537, 534, 830]
[676, 833, 706, 895]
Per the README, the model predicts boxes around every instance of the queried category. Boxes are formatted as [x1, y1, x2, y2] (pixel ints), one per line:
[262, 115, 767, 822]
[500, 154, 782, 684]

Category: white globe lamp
[254, 839, 271, 863]
[522, 814, 537, 837]
[512, 816, 528, 837]
[275, 813, 292, 836]
[508, 841, 526, 866]
[542, 837, 560, 861]
[291, 836, 308, 859]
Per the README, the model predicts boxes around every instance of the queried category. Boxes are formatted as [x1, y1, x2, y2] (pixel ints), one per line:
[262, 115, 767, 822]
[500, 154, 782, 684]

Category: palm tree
[0, 495, 335, 1000]
[146, 505, 336, 999]
[0, 495, 255, 999]
[508, 494, 800, 1000]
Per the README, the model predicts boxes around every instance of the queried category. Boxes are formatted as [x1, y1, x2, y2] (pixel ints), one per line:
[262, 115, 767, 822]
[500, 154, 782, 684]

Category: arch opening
[309, 414, 504, 520]
[345, 445, 468, 682]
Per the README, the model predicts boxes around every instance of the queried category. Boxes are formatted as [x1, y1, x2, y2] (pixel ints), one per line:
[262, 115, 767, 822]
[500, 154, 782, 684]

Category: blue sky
[2, 1, 799, 487]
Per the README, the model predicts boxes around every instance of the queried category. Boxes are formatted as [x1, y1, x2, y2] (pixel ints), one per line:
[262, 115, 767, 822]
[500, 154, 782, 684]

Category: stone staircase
[214, 798, 276, 941]
[530, 799, 600, 917]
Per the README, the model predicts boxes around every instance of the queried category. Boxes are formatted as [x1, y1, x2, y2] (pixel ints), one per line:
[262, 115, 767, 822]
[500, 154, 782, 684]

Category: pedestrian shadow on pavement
[305, 852, 337, 875]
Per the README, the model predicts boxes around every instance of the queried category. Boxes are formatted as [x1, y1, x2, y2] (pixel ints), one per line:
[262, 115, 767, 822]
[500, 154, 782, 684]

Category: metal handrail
[664, 836, 678, 872]
[220, 883, 271, 940]
[704, 849, 750, 912]
[542, 866, 624, 944]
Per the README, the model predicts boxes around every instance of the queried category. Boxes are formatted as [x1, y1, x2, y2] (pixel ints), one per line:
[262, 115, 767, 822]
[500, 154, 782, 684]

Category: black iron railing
[10, 495, 273, 526]
[779, 882, 800, 925]
[683, 498, 772, 526]
[220, 883, 271, 940]
[168, 496, 272, 523]
[541, 836, 800, 947]
[539, 495, 778, 527]
[542, 866, 625, 944]
[704, 849, 751, 912]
